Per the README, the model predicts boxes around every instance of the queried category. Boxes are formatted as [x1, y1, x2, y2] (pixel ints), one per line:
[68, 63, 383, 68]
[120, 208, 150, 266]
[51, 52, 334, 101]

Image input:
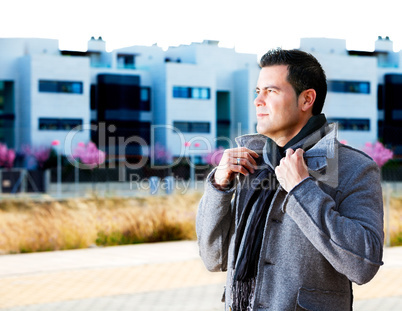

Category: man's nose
[254, 94, 265, 107]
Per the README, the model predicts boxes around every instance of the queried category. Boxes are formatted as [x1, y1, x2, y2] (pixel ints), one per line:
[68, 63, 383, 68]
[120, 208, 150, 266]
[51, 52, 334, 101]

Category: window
[328, 81, 370, 94]
[117, 54, 136, 69]
[173, 87, 190, 98]
[198, 88, 210, 99]
[172, 86, 210, 99]
[0, 81, 5, 112]
[191, 122, 210, 132]
[173, 121, 210, 133]
[377, 85, 384, 110]
[327, 118, 370, 131]
[140, 87, 151, 111]
[39, 118, 83, 131]
[392, 110, 402, 120]
[191, 88, 200, 99]
[97, 74, 146, 112]
[90, 85, 97, 110]
[39, 118, 58, 130]
[140, 88, 149, 102]
[39, 80, 83, 94]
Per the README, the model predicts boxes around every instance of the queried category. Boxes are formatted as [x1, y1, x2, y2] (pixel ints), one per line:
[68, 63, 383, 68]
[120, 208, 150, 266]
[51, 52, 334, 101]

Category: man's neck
[273, 117, 311, 148]
[277, 114, 327, 152]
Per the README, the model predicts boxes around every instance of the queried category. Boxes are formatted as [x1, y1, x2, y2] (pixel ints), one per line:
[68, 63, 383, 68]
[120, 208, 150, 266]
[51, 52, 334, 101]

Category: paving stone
[0, 242, 400, 311]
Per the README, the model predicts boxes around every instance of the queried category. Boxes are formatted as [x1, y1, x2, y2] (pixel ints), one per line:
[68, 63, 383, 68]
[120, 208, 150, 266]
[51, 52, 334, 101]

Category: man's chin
[256, 126, 265, 135]
[256, 126, 271, 138]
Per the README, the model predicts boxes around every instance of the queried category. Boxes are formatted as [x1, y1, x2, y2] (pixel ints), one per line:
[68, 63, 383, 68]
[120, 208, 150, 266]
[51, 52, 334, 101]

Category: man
[196, 48, 384, 311]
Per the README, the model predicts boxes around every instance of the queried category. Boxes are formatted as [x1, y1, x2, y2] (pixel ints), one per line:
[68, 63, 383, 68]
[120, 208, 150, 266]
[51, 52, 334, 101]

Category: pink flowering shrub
[153, 143, 172, 165]
[22, 145, 51, 169]
[72, 142, 106, 169]
[0, 143, 16, 168]
[362, 142, 393, 168]
[204, 147, 225, 166]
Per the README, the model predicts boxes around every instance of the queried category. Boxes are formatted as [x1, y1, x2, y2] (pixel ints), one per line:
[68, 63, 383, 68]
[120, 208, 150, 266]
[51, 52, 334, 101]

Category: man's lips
[257, 113, 269, 118]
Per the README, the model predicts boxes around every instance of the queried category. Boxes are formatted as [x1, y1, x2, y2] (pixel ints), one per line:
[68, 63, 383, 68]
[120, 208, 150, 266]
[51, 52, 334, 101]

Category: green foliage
[95, 220, 189, 247]
[96, 231, 144, 246]
[391, 232, 402, 247]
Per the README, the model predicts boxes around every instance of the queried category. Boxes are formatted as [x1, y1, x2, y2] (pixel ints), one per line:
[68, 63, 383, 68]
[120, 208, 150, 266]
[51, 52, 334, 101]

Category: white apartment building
[86, 41, 157, 160]
[1, 36, 401, 165]
[159, 41, 259, 159]
[300, 38, 378, 149]
[0, 38, 90, 152]
[0, 37, 260, 162]
[300, 36, 402, 153]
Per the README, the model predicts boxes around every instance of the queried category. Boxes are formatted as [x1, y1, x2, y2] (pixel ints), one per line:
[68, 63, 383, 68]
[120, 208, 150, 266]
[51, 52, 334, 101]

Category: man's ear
[299, 89, 316, 112]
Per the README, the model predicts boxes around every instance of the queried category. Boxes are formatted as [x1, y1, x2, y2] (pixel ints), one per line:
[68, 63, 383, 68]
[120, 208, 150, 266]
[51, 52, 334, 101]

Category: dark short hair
[259, 48, 327, 115]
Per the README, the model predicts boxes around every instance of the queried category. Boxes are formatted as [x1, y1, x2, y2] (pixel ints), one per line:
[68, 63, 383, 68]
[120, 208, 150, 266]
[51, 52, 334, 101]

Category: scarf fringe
[231, 277, 256, 311]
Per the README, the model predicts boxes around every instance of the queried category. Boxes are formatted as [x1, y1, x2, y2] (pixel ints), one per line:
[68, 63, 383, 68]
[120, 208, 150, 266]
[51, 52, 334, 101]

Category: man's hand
[214, 147, 259, 190]
[275, 148, 309, 192]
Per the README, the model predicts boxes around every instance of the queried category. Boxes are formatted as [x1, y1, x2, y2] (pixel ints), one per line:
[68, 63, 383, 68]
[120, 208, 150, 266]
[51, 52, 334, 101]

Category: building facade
[0, 38, 90, 155]
[0, 37, 259, 163]
[0, 36, 401, 166]
[300, 36, 402, 154]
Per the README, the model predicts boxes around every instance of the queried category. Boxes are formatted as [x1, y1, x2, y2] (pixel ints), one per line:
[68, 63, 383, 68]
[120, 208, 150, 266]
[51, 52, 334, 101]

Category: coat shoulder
[337, 142, 377, 168]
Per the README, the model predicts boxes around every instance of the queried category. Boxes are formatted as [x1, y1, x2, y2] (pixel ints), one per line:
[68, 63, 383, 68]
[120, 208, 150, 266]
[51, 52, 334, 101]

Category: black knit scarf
[231, 167, 277, 310]
[231, 114, 327, 310]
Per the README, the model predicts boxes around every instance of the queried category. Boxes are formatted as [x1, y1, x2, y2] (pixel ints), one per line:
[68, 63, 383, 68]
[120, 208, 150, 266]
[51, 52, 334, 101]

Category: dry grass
[0, 192, 202, 254]
[385, 195, 402, 246]
[0, 190, 401, 254]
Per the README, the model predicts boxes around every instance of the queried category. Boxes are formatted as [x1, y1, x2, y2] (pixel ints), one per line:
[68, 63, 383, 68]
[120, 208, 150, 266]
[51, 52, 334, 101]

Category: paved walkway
[0, 241, 401, 311]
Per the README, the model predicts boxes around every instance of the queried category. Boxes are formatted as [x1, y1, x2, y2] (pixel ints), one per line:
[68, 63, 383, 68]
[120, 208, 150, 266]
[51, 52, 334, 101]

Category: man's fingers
[217, 147, 260, 179]
[233, 157, 256, 174]
[220, 162, 250, 176]
[231, 147, 259, 160]
[237, 147, 259, 158]
[295, 148, 305, 157]
[230, 150, 259, 168]
[285, 148, 294, 157]
[238, 152, 258, 168]
[284, 148, 305, 163]
[234, 164, 251, 176]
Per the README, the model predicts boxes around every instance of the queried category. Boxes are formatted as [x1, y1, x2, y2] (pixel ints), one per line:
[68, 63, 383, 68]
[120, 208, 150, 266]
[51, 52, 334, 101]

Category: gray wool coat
[196, 123, 384, 311]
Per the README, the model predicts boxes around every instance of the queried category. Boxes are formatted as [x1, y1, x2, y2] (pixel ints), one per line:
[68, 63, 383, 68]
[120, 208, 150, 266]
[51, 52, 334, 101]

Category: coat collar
[234, 133, 268, 154]
[235, 123, 339, 172]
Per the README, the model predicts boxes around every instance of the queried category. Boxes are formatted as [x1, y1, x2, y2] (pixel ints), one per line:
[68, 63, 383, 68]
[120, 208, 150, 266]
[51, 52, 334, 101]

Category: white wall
[233, 69, 250, 136]
[113, 45, 165, 69]
[29, 54, 90, 153]
[233, 67, 259, 137]
[0, 39, 60, 149]
[164, 43, 259, 153]
[18, 56, 32, 148]
[312, 53, 378, 148]
[300, 38, 348, 56]
[165, 63, 216, 157]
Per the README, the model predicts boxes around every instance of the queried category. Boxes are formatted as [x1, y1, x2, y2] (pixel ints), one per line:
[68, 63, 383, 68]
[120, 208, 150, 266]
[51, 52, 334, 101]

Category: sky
[2, 0, 402, 58]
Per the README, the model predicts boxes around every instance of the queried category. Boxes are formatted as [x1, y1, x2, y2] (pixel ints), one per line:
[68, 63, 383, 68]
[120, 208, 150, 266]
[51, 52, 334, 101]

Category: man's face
[254, 65, 305, 146]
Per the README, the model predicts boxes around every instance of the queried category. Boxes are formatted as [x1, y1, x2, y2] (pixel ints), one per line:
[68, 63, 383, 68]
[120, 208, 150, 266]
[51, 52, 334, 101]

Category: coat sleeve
[196, 168, 236, 272]
[284, 159, 384, 285]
